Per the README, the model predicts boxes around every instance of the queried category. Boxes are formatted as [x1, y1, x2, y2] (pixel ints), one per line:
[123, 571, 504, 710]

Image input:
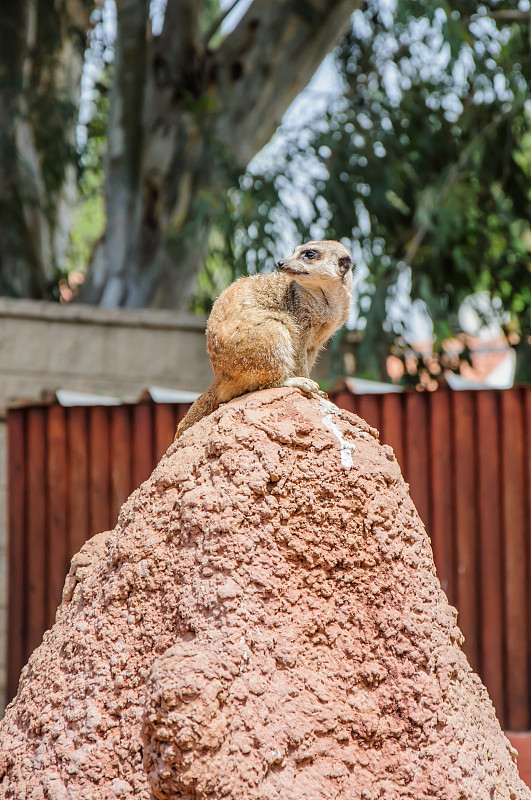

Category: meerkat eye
[303, 249, 317, 259]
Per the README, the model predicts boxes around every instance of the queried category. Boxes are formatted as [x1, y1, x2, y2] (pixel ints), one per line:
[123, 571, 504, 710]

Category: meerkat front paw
[283, 377, 327, 397]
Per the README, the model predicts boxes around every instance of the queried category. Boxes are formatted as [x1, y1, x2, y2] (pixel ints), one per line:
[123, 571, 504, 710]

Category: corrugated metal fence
[7, 388, 531, 732]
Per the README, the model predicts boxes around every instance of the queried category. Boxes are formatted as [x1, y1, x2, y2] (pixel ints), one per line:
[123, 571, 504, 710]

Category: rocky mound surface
[0, 388, 528, 799]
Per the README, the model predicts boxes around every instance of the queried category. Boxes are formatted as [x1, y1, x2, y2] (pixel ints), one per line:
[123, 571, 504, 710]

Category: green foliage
[0, 1, 91, 298]
[222, 0, 531, 382]
[199, 0, 223, 41]
[190, 226, 235, 315]
[63, 191, 106, 278]
[30, 0, 89, 217]
[64, 70, 109, 278]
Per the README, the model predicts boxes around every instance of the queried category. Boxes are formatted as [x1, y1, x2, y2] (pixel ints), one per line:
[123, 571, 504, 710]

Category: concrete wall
[0, 297, 213, 408]
[0, 297, 212, 712]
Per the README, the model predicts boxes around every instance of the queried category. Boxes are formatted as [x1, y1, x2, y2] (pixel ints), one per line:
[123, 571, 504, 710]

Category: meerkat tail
[174, 382, 221, 440]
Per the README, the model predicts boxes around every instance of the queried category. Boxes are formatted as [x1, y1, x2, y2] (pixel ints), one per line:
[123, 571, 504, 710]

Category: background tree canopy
[0, 0, 357, 307]
[219, 0, 531, 382]
[1, 0, 530, 382]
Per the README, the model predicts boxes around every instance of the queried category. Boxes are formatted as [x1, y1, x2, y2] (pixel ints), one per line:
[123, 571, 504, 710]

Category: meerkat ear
[338, 254, 353, 276]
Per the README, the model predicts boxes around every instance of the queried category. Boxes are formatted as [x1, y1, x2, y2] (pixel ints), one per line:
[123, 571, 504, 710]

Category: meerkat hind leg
[283, 376, 328, 398]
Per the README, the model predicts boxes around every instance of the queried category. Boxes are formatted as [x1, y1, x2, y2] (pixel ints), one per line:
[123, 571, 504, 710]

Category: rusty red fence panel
[333, 386, 531, 732]
[476, 391, 504, 720]
[6, 389, 531, 732]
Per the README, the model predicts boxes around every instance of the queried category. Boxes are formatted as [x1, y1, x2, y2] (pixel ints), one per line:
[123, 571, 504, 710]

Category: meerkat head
[277, 240, 353, 290]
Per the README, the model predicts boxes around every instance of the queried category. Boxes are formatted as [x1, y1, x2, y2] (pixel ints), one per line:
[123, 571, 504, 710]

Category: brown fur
[175, 240, 353, 439]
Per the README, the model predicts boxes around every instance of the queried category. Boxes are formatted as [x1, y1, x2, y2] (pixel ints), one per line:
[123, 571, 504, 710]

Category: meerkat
[174, 240, 353, 439]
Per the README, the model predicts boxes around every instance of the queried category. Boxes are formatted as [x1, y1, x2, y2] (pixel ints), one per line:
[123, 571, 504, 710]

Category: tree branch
[202, 0, 245, 47]
[462, 9, 531, 26]
[210, 0, 361, 166]
[158, 0, 202, 76]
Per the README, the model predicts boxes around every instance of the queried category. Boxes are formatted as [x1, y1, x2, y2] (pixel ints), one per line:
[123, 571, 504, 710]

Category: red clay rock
[0, 387, 528, 799]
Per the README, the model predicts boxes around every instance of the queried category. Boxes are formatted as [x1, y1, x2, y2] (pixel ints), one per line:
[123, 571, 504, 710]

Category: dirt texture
[0, 387, 528, 800]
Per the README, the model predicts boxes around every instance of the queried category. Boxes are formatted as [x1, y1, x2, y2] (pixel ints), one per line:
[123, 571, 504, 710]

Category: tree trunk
[0, 0, 90, 298]
[80, 0, 360, 309]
